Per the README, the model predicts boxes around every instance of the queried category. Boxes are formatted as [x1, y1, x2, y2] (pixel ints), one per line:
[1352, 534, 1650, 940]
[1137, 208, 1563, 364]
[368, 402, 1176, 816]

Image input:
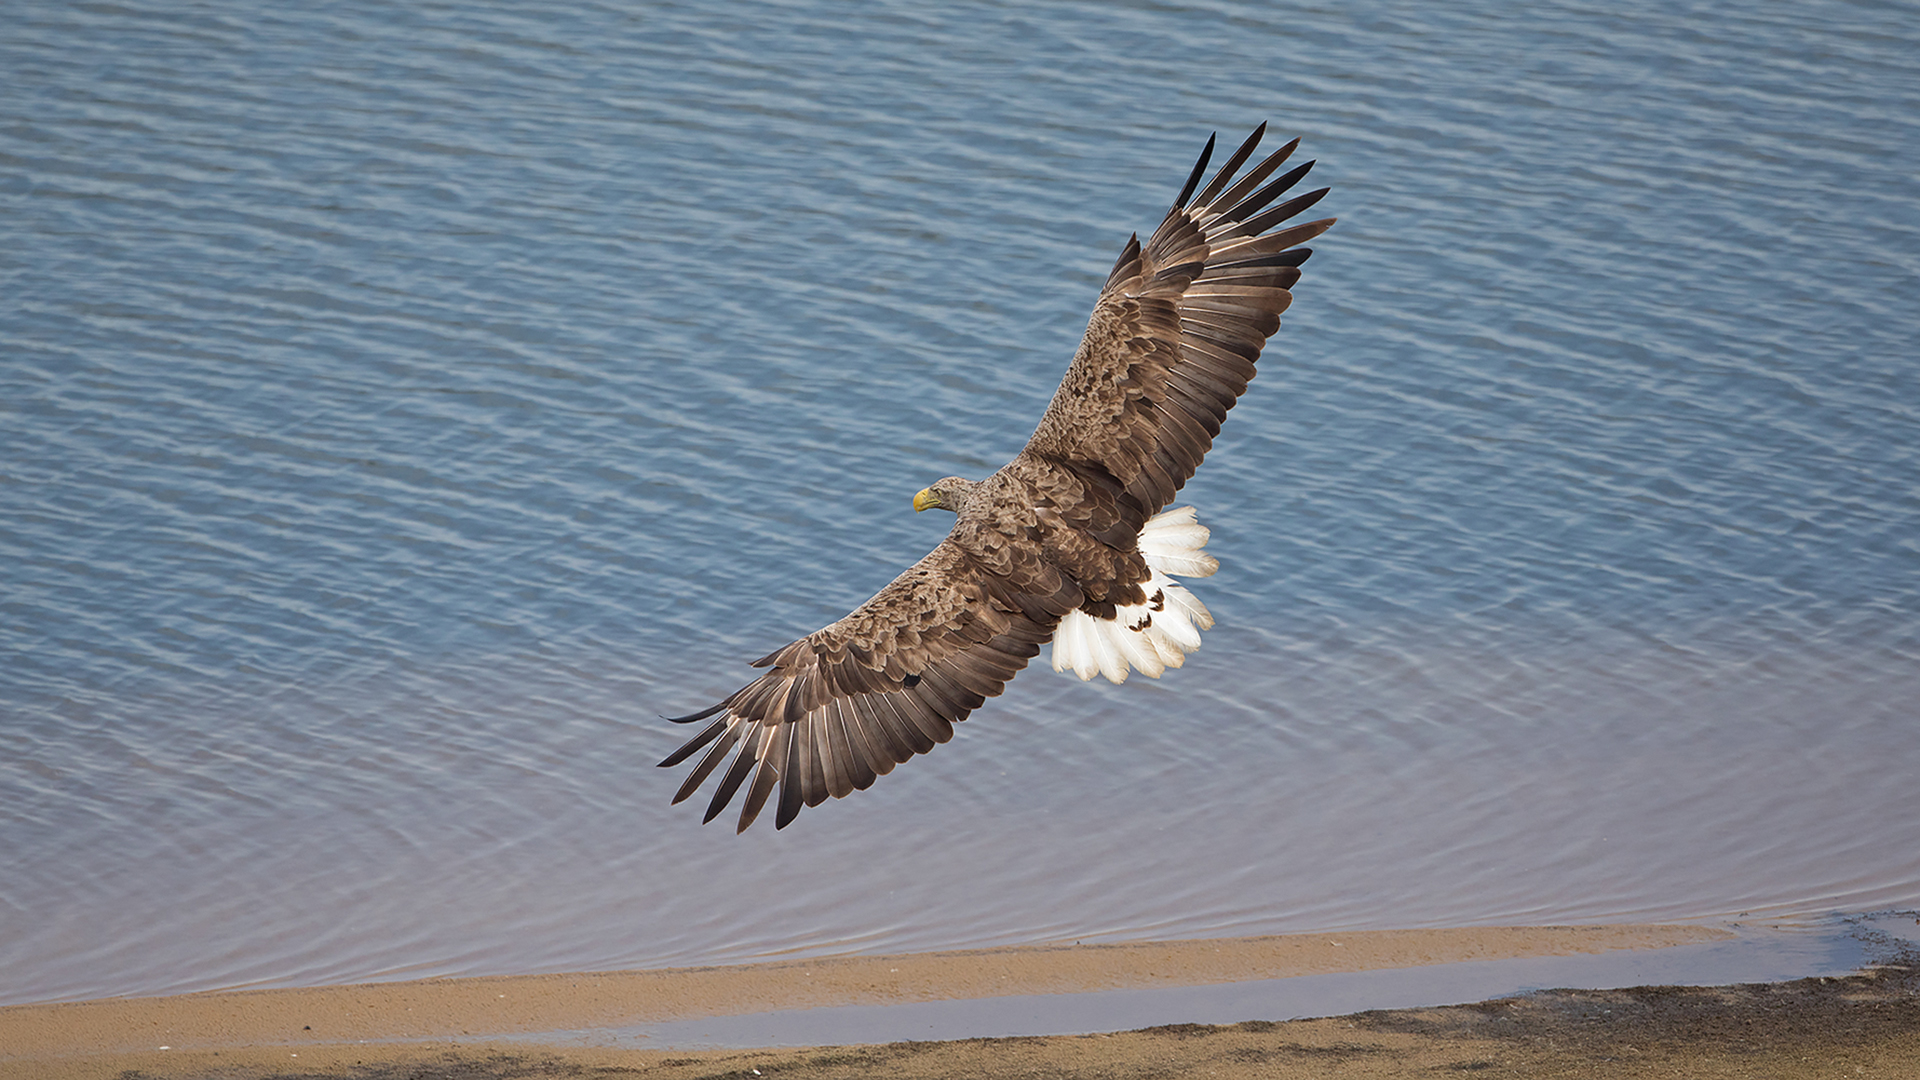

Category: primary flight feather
[662, 124, 1334, 831]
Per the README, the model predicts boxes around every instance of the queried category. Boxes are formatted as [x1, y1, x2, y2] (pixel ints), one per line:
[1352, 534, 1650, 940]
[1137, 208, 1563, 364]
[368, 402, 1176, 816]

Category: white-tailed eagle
[662, 124, 1334, 831]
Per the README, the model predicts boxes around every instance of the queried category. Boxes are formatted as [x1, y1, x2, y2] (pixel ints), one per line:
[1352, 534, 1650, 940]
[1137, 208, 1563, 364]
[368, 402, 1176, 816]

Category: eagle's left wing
[1023, 124, 1334, 522]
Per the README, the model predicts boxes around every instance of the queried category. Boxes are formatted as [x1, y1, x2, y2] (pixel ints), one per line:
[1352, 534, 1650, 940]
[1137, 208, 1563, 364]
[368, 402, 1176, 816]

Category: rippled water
[4, 0, 1917, 1005]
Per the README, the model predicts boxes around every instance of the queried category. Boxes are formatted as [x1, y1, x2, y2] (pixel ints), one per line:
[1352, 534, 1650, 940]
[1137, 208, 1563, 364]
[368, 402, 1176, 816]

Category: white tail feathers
[1050, 506, 1218, 684]
[1137, 505, 1220, 578]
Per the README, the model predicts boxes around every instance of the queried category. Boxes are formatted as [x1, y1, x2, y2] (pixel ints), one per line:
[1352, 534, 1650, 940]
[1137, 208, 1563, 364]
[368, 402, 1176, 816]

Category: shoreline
[6, 923, 1916, 1078]
[9, 972, 1916, 1080]
[0, 924, 1758, 1077]
[1, 925, 1720, 1051]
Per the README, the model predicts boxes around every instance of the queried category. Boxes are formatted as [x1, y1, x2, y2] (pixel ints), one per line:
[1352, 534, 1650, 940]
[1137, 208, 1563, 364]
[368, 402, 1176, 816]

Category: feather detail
[1049, 571, 1214, 683]
[1049, 506, 1219, 684]
[1136, 505, 1220, 578]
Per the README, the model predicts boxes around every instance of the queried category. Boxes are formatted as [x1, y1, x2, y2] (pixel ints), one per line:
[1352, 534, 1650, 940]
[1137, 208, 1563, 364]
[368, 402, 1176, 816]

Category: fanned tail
[1050, 506, 1218, 684]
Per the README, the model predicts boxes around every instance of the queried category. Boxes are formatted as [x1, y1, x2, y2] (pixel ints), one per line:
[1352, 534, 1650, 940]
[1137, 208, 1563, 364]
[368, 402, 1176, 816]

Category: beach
[9, 924, 1917, 1079]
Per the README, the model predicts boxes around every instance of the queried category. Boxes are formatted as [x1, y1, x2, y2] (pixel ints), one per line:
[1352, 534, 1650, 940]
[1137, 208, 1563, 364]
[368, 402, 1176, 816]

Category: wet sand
[8, 924, 1917, 1079]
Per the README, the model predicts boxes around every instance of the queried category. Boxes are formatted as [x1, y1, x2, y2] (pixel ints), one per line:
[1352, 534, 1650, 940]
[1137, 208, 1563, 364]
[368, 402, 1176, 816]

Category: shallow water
[4, 0, 1918, 1005]
[590, 920, 1897, 1049]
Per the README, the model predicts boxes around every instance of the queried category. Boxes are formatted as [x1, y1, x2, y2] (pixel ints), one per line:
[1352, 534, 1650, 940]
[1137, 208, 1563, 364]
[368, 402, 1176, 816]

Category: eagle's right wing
[659, 537, 1079, 832]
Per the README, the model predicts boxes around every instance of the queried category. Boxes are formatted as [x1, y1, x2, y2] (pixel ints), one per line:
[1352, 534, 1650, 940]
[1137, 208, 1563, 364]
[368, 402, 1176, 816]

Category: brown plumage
[661, 124, 1334, 831]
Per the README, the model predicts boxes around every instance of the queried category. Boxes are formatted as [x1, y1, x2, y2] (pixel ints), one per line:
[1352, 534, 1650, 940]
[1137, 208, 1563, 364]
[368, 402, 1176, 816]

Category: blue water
[3, 0, 1917, 1006]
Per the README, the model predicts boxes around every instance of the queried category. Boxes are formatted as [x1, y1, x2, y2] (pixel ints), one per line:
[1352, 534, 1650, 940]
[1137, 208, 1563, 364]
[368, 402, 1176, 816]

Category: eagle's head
[913, 476, 981, 514]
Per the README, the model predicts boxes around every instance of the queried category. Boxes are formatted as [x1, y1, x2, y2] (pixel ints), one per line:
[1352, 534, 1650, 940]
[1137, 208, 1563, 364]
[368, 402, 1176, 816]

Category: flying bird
[662, 124, 1333, 831]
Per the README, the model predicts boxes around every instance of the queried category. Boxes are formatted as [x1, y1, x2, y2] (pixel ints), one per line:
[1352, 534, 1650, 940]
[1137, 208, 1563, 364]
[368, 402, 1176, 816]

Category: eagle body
[663, 125, 1334, 831]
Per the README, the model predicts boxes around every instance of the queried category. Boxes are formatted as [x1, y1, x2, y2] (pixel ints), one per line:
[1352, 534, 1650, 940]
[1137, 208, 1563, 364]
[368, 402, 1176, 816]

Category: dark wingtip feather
[1171, 133, 1216, 211]
[1191, 122, 1268, 208]
[1242, 187, 1332, 236]
[736, 755, 780, 831]
[703, 733, 763, 824]
[658, 715, 726, 768]
[1222, 159, 1316, 223]
[775, 725, 805, 828]
[1204, 137, 1301, 219]
[665, 702, 726, 725]
[670, 723, 743, 802]
[1217, 246, 1315, 270]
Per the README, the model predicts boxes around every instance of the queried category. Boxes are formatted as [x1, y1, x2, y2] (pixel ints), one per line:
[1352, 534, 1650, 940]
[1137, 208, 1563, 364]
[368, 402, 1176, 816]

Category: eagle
[661, 123, 1334, 831]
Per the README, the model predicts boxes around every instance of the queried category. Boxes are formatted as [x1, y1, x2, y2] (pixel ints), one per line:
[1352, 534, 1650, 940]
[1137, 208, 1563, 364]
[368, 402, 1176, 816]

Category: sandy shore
[8, 924, 1917, 1079]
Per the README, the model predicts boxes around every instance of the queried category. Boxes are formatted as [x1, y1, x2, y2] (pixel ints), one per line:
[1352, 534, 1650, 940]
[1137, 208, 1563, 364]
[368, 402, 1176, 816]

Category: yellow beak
[913, 487, 941, 513]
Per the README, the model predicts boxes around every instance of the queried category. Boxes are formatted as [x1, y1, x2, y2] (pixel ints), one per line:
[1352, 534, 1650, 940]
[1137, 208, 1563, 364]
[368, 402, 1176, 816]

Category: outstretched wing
[1024, 123, 1334, 520]
[659, 537, 1080, 832]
